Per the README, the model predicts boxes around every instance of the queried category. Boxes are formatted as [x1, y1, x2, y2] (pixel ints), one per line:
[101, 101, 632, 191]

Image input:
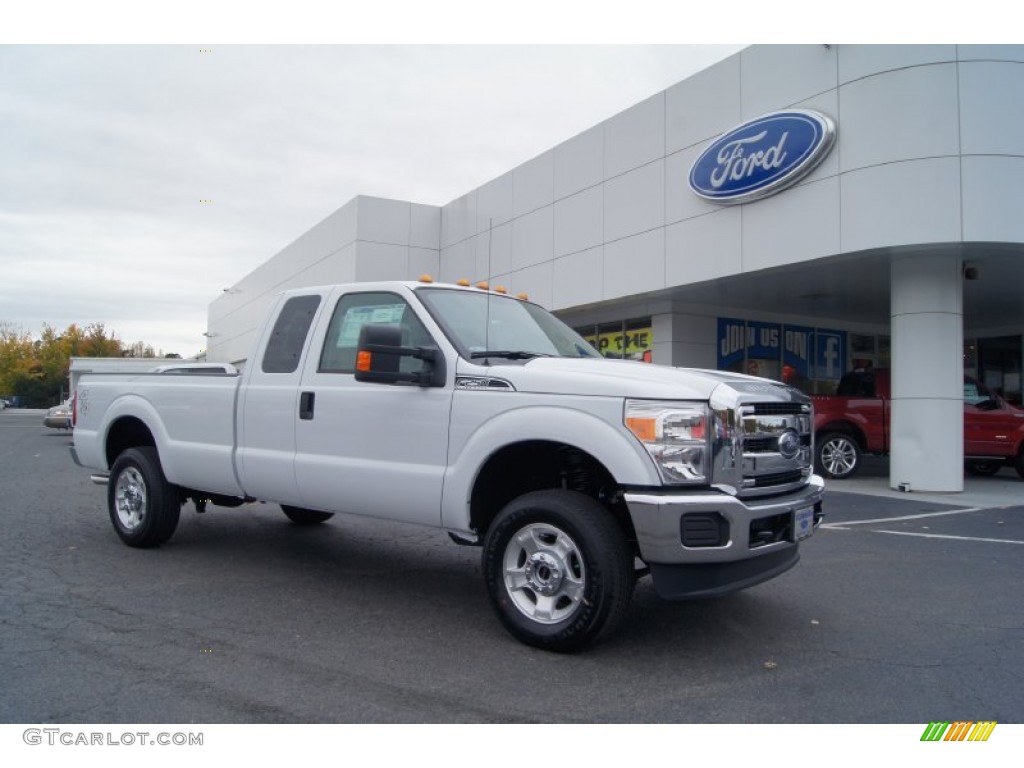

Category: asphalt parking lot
[1, 407, 1022, 724]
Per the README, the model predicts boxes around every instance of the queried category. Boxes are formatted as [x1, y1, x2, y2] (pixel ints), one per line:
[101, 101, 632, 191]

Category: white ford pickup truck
[72, 279, 824, 651]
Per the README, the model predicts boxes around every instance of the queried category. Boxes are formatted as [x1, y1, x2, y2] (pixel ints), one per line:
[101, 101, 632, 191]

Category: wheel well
[816, 422, 866, 450]
[105, 417, 156, 468]
[470, 441, 636, 545]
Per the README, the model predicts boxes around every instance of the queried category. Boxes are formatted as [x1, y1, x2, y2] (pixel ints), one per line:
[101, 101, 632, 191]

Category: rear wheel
[965, 459, 1003, 477]
[815, 432, 861, 479]
[281, 505, 334, 525]
[108, 447, 181, 547]
[1015, 451, 1024, 480]
[482, 490, 634, 652]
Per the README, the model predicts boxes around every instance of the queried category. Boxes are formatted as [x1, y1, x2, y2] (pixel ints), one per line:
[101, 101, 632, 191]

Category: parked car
[44, 401, 73, 430]
[149, 362, 238, 375]
[812, 368, 1024, 479]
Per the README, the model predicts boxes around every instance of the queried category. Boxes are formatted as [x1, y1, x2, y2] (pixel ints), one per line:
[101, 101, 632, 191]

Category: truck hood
[456, 356, 800, 401]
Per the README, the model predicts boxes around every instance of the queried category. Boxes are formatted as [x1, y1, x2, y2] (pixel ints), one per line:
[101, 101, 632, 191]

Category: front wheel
[966, 459, 1003, 477]
[281, 505, 334, 525]
[482, 490, 634, 653]
[108, 447, 181, 548]
[815, 432, 861, 479]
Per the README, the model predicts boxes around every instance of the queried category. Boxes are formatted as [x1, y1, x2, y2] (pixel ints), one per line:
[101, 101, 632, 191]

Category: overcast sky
[2, 0, 994, 359]
[0, 43, 749, 357]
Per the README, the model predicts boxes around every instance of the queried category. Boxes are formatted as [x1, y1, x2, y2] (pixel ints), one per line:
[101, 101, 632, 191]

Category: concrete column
[889, 253, 963, 492]
[652, 312, 716, 368]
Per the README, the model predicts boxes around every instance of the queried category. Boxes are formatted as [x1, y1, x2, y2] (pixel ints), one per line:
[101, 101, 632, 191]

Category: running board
[90, 474, 109, 486]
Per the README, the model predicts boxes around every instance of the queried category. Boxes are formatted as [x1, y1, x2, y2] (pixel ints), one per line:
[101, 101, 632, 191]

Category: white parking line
[875, 530, 1024, 545]
[820, 507, 994, 529]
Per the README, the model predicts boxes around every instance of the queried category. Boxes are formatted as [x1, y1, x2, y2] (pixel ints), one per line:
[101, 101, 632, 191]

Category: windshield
[417, 288, 600, 360]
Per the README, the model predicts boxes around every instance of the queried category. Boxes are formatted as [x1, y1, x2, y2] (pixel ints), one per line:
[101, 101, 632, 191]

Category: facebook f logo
[816, 332, 844, 380]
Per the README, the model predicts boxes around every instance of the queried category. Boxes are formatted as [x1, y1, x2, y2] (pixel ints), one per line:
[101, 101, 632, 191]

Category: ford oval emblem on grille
[778, 430, 801, 460]
[689, 109, 836, 204]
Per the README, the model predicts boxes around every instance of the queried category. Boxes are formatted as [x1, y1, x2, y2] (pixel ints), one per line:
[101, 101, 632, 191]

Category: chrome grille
[710, 381, 814, 499]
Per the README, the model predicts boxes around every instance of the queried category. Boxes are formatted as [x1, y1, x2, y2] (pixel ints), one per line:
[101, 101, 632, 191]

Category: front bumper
[624, 475, 825, 599]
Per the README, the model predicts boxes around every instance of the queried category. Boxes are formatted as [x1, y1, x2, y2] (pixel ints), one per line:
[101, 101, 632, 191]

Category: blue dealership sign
[689, 109, 836, 204]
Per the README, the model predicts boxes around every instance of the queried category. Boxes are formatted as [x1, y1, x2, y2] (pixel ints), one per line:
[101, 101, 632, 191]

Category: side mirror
[975, 398, 1001, 412]
[353, 324, 445, 387]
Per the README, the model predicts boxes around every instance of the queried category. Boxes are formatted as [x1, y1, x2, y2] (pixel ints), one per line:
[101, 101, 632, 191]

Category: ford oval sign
[689, 109, 836, 204]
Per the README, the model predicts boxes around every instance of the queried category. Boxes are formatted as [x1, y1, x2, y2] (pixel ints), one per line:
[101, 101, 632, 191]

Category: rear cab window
[261, 295, 322, 374]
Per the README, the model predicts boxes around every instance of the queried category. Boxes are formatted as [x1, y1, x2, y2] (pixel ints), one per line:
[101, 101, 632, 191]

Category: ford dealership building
[207, 44, 1024, 493]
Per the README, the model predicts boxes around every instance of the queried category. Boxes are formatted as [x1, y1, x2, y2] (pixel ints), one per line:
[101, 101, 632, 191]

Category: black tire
[965, 459, 1003, 477]
[281, 505, 334, 525]
[482, 490, 634, 653]
[1015, 451, 1024, 480]
[815, 432, 861, 479]
[107, 447, 181, 548]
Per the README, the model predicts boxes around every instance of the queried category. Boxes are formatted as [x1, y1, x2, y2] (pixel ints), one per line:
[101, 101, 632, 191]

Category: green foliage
[0, 322, 167, 407]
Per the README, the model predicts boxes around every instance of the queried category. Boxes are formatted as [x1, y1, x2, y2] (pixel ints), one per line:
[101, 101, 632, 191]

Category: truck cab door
[963, 377, 1023, 458]
[293, 288, 453, 525]
[236, 291, 328, 506]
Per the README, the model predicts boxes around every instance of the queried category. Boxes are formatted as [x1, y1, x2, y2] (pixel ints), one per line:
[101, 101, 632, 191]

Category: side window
[319, 292, 435, 374]
[964, 379, 994, 406]
[261, 295, 321, 374]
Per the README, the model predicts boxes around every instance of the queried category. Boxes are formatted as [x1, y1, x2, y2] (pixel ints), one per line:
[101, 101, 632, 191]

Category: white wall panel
[512, 150, 554, 217]
[552, 246, 603, 310]
[742, 177, 840, 272]
[476, 171, 514, 230]
[554, 185, 603, 257]
[410, 203, 440, 249]
[554, 125, 603, 200]
[483, 221, 512, 278]
[959, 61, 1024, 156]
[354, 242, 409, 282]
[665, 209, 741, 287]
[604, 160, 664, 243]
[438, 240, 475, 283]
[300, 244, 357, 286]
[409, 247, 440, 281]
[604, 94, 664, 179]
[665, 143, 719, 226]
[838, 45, 955, 84]
[472, 232, 495, 281]
[958, 45, 1024, 62]
[841, 158, 961, 253]
[441, 191, 476, 248]
[838, 64, 959, 171]
[741, 45, 837, 118]
[513, 261, 554, 310]
[603, 229, 664, 300]
[962, 156, 1024, 242]
[791, 90, 840, 184]
[356, 197, 410, 245]
[665, 53, 741, 154]
[511, 206, 554, 271]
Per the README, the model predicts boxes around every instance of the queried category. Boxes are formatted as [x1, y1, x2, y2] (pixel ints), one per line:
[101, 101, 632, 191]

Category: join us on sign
[717, 318, 846, 381]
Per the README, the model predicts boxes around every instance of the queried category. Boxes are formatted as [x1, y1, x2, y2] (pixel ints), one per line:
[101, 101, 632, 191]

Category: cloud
[0, 44, 744, 356]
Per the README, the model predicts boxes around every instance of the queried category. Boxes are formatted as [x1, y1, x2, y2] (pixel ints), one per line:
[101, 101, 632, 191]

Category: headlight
[625, 400, 710, 484]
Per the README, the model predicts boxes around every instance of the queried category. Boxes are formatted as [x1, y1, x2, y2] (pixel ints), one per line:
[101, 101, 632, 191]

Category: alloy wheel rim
[114, 467, 147, 530]
[502, 522, 586, 624]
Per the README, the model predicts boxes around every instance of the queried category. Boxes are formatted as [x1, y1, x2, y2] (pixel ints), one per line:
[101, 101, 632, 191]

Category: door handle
[299, 391, 315, 420]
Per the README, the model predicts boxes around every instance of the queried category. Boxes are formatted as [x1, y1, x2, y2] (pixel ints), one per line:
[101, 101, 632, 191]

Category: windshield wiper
[469, 350, 550, 360]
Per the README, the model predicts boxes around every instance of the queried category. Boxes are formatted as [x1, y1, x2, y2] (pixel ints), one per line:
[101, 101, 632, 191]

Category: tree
[0, 322, 126, 407]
